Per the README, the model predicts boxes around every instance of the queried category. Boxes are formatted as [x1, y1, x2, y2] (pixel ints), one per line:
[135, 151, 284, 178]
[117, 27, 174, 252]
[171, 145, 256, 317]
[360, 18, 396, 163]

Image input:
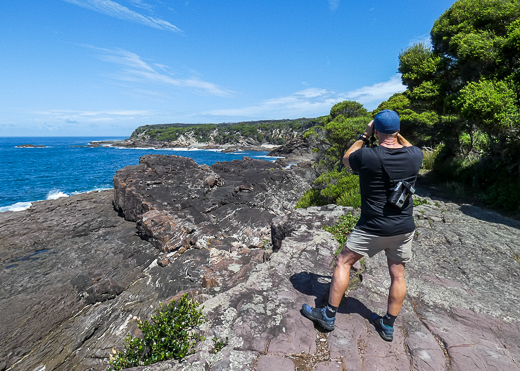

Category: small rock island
[15, 144, 46, 148]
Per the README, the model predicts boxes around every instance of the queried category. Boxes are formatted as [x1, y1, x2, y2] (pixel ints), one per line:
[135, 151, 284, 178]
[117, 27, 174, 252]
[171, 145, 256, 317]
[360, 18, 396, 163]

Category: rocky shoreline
[1, 155, 519, 371]
[88, 130, 323, 166]
[88, 138, 280, 154]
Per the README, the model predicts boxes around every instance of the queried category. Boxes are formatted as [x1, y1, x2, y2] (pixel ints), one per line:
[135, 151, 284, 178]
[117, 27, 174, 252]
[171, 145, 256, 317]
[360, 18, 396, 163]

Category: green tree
[373, 93, 411, 114]
[393, 0, 520, 211]
[324, 116, 369, 165]
[330, 100, 368, 119]
[296, 100, 368, 209]
[431, 0, 519, 82]
[398, 43, 442, 91]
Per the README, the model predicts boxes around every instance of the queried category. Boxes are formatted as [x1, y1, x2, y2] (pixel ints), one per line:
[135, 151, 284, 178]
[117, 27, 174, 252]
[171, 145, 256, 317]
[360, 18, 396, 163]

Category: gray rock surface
[1, 156, 519, 371]
[267, 130, 328, 165]
[128, 198, 520, 371]
[112, 155, 314, 261]
[0, 191, 157, 371]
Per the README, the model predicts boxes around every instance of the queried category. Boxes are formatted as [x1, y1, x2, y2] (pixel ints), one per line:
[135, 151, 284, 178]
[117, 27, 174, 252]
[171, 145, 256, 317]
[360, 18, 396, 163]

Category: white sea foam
[46, 191, 69, 200]
[15, 146, 49, 149]
[112, 146, 156, 150]
[70, 186, 112, 195]
[0, 202, 33, 212]
[0, 187, 115, 213]
[89, 139, 126, 143]
[156, 147, 203, 152]
[112, 146, 224, 152]
[254, 155, 280, 159]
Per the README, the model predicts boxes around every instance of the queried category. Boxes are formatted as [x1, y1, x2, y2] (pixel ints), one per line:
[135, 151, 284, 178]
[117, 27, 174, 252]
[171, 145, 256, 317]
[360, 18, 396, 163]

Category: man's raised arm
[397, 133, 412, 147]
[343, 120, 374, 168]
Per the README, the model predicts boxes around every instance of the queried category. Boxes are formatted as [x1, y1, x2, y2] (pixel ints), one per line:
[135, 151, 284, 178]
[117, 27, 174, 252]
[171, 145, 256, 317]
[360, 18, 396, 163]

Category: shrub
[295, 188, 328, 209]
[108, 294, 205, 370]
[212, 337, 229, 353]
[316, 170, 361, 208]
[302, 126, 318, 140]
[421, 148, 436, 170]
[483, 177, 520, 212]
[295, 169, 361, 208]
[413, 198, 430, 206]
[323, 212, 359, 249]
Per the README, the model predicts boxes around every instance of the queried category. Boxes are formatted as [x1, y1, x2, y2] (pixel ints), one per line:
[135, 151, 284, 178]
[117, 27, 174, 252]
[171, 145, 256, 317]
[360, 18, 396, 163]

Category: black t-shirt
[349, 145, 423, 236]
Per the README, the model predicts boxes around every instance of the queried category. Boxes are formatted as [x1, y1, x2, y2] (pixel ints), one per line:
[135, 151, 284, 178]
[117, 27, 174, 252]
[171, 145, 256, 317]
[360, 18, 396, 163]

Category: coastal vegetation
[390, 0, 520, 211]
[108, 294, 205, 370]
[295, 100, 370, 209]
[130, 119, 319, 146]
[298, 0, 520, 213]
[322, 212, 360, 251]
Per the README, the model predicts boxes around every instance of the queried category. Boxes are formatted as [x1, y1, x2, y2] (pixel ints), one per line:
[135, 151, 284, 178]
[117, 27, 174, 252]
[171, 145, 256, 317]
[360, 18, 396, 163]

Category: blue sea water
[0, 137, 276, 212]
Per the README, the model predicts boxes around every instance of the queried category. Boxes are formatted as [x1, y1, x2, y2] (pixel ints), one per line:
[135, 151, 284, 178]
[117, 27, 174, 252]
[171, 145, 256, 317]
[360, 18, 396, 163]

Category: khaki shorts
[345, 228, 414, 263]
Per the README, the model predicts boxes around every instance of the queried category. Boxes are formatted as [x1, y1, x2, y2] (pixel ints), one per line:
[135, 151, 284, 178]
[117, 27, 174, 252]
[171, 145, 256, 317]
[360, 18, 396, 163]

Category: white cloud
[294, 88, 329, 98]
[329, 0, 340, 11]
[92, 47, 233, 97]
[36, 109, 154, 123]
[345, 74, 405, 108]
[205, 88, 341, 119]
[61, 0, 182, 32]
[408, 34, 432, 48]
[204, 75, 406, 120]
[126, 0, 154, 11]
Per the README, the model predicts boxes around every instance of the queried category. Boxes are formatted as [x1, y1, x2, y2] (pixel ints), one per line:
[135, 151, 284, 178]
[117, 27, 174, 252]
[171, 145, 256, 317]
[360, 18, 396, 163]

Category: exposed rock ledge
[1, 156, 519, 371]
[15, 144, 46, 148]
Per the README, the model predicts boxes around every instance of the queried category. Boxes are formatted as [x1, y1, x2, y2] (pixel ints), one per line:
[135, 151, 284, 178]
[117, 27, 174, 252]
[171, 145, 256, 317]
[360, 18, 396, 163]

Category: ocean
[0, 137, 275, 212]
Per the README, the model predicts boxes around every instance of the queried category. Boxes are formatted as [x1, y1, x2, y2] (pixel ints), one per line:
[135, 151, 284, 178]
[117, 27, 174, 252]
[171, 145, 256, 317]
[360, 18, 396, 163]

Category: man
[302, 109, 423, 342]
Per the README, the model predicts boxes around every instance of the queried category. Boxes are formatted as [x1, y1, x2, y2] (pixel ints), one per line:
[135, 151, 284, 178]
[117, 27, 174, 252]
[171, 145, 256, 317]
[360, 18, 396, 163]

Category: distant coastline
[88, 138, 281, 152]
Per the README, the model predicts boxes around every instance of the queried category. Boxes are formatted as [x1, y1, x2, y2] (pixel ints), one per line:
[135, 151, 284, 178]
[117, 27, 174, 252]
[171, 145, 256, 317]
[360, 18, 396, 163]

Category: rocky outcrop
[2, 155, 520, 371]
[267, 126, 329, 165]
[128, 119, 318, 148]
[267, 137, 318, 164]
[112, 155, 314, 265]
[0, 191, 157, 371]
[91, 119, 322, 155]
[124, 198, 520, 371]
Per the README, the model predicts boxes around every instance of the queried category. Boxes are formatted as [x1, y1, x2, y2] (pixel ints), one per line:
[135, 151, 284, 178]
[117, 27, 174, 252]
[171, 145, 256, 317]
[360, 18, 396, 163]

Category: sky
[0, 0, 458, 137]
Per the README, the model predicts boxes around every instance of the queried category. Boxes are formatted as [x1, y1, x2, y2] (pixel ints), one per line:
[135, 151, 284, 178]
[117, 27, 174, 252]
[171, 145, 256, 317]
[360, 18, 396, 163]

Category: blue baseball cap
[374, 110, 400, 134]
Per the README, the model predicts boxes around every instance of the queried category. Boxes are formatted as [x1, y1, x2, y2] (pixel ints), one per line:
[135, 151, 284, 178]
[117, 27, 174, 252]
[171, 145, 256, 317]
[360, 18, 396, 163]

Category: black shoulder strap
[372, 146, 396, 185]
[372, 146, 418, 186]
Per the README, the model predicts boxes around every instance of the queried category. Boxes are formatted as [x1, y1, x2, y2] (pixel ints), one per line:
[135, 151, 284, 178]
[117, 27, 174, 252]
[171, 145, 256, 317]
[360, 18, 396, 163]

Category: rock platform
[129, 198, 520, 371]
[1, 155, 519, 371]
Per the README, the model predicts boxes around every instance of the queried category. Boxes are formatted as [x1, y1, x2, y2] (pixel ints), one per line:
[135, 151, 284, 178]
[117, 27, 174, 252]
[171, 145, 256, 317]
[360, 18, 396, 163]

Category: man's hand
[364, 120, 374, 137]
[343, 120, 375, 168]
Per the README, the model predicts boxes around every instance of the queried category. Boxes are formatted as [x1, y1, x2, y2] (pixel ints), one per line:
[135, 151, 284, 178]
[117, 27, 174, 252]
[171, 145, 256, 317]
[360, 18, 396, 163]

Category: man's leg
[302, 247, 362, 331]
[371, 257, 406, 342]
[387, 257, 406, 316]
[328, 247, 363, 307]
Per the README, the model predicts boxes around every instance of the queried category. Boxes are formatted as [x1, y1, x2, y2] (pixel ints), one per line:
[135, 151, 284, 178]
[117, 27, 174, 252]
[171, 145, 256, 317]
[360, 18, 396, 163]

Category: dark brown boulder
[112, 155, 314, 261]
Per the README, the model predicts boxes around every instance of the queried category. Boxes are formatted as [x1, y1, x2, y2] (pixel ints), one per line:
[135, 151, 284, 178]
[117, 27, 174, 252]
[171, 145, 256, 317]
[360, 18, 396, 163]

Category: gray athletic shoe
[301, 304, 335, 331]
[370, 313, 394, 342]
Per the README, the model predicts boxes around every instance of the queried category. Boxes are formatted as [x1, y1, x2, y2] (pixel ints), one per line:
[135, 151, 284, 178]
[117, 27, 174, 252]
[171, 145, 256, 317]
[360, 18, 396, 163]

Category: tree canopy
[389, 0, 520, 211]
